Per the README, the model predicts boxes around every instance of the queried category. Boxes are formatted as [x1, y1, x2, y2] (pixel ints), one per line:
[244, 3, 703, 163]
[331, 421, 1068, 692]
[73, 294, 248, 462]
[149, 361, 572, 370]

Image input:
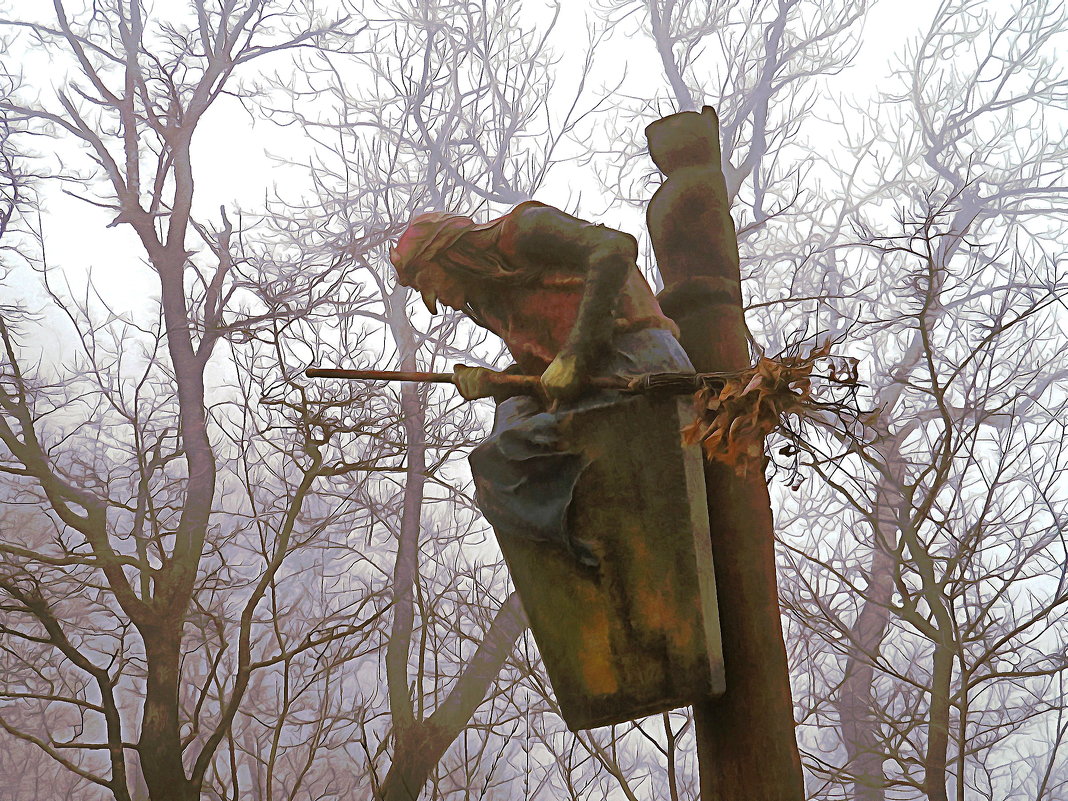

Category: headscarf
[389, 212, 476, 287]
[389, 205, 541, 288]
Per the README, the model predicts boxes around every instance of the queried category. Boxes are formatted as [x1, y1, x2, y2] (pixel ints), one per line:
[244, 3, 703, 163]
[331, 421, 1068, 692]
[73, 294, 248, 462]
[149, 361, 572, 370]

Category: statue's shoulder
[468, 200, 550, 248]
[511, 199, 554, 215]
[498, 199, 559, 233]
[479, 200, 563, 259]
[473, 200, 552, 231]
[479, 201, 610, 268]
[501, 202, 598, 258]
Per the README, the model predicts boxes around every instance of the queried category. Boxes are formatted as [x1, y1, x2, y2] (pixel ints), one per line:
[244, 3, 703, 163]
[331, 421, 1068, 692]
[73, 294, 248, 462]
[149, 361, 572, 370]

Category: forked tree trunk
[646, 106, 804, 800]
[378, 296, 528, 801]
[140, 629, 197, 801]
[380, 594, 526, 801]
[836, 469, 906, 801]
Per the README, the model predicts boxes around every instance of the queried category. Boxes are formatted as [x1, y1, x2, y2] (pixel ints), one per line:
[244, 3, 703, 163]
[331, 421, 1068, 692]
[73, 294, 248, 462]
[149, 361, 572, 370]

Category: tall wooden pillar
[646, 106, 805, 801]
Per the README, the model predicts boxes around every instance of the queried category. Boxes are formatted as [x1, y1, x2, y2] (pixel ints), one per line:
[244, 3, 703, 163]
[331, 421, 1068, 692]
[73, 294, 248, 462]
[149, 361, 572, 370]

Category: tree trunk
[836, 465, 910, 801]
[139, 629, 196, 801]
[923, 642, 954, 801]
[379, 296, 528, 800]
[381, 722, 452, 801]
[836, 541, 894, 801]
[380, 594, 527, 801]
[383, 295, 428, 746]
[690, 464, 804, 801]
[646, 106, 804, 800]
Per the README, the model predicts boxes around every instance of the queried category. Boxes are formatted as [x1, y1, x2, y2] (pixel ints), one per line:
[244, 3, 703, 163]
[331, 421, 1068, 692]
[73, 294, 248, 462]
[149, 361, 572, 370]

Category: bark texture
[646, 106, 804, 800]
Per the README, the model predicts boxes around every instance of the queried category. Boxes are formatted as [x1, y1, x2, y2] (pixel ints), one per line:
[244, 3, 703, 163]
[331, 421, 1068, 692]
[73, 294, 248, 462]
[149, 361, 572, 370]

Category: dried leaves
[681, 343, 838, 475]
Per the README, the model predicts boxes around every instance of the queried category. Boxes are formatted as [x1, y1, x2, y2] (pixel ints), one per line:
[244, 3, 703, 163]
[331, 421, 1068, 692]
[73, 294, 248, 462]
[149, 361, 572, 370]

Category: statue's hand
[452, 365, 497, 401]
[540, 349, 589, 403]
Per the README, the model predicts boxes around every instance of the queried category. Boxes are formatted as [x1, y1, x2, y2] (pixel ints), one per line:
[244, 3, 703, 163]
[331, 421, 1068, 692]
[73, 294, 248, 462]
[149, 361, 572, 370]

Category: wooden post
[646, 106, 805, 800]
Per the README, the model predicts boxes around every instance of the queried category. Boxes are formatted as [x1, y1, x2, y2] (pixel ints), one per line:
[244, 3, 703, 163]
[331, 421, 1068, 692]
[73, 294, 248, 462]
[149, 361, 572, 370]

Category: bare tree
[0, 4, 395, 801]
[763, 2, 1068, 800]
[256, 1, 610, 798]
[5, 3, 1068, 801]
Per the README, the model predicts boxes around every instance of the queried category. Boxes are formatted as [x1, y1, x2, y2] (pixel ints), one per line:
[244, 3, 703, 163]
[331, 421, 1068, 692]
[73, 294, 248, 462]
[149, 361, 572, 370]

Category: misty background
[1, 1, 1066, 799]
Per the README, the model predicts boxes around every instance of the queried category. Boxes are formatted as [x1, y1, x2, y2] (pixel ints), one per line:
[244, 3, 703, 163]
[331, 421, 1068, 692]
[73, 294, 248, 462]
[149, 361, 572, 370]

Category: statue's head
[389, 212, 477, 314]
[646, 105, 722, 175]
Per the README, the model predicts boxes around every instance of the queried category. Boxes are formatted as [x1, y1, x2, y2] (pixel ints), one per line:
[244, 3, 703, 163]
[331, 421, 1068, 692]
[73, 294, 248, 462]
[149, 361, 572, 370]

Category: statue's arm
[508, 205, 635, 396]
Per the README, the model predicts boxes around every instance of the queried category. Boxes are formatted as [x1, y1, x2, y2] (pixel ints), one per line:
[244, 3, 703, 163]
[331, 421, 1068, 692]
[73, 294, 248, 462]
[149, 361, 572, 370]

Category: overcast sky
[3, 0, 944, 309]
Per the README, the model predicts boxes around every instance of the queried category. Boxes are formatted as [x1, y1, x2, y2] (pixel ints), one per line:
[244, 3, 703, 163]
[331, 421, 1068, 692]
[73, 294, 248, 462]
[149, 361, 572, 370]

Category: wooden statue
[307, 104, 805, 797]
[388, 201, 725, 729]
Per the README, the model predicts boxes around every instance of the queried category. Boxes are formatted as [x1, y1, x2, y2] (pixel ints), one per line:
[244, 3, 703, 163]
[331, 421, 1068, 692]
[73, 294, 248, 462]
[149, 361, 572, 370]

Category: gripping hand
[452, 365, 497, 400]
[540, 349, 589, 402]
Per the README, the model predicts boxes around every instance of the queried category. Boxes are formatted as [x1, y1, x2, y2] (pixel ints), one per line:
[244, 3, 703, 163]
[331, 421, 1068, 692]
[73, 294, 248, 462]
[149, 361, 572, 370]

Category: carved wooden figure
[383, 107, 807, 797]
[388, 201, 725, 729]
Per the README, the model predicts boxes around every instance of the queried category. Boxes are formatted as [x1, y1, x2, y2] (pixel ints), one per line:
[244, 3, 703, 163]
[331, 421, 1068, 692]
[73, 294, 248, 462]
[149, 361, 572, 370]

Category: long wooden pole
[306, 367, 458, 383]
[306, 366, 612, 393]
[305, 367, 731, 396]
[646, 106, 805, 800]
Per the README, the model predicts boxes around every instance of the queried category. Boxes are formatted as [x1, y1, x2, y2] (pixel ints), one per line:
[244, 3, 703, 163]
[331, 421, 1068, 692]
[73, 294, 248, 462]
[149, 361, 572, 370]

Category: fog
[1, 1, 1066, 800]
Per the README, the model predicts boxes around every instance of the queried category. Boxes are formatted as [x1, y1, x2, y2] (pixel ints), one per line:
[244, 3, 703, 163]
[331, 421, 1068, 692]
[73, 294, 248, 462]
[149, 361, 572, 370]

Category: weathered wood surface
[493, 395, 724, 731]
[647, 105, 805, 800]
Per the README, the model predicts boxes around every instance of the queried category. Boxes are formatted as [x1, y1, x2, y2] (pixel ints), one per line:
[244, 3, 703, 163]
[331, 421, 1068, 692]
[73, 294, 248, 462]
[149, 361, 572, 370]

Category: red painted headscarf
[389, 212, 475, 287]
[389, 206, 537, 290]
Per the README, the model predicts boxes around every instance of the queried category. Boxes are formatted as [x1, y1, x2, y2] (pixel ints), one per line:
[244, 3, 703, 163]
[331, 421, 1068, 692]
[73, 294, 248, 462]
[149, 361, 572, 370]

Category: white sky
[2, 0, 942, 322]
